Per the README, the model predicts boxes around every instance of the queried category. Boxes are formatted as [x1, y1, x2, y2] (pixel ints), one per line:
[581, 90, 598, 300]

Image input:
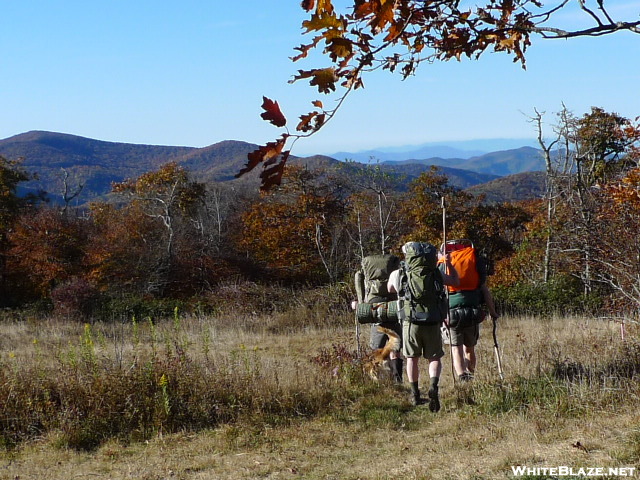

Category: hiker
[388, 242, 459, 410]
[440, 240, 499, 381]
[353, 253, 404, 383]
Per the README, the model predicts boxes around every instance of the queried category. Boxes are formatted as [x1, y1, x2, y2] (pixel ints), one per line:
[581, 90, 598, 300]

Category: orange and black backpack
[441, 239, 480, 294]
[439, 239, 485, 329]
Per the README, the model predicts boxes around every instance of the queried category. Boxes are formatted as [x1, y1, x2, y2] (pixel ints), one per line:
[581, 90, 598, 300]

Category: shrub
[50, 278, 101, 320]
[492, 275, 604, 316]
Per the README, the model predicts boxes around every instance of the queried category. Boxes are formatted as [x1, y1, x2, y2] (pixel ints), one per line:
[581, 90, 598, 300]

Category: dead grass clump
[0, 318, 369, 451]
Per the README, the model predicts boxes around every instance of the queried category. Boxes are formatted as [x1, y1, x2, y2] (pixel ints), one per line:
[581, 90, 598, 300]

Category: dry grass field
[1, 307, 639, 480]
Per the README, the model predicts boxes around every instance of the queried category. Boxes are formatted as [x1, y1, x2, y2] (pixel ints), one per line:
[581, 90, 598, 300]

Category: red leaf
[259, 151, 290, 191]
[301, 0, 315, 12]
[236, 136, 287, 178]
[260, 97, 287, 128]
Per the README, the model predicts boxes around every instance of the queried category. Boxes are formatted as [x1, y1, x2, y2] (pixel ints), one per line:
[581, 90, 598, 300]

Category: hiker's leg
[427, 358, 442, 412]
[406, 356, 419, 383]
[451, 344, 466, 376]
[406, 356, 424, 405]
[428, 357, 442, 380]
[388, 349, 403, 382]
[464, 345, 476, 373]
[463, 325, 479, 373]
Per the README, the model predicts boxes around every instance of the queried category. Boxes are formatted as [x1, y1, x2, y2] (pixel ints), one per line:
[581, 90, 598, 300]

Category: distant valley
[0, 131, 546, 205]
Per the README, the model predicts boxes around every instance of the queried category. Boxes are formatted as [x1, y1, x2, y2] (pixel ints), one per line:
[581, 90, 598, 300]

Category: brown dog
[362, 326, 401, 381]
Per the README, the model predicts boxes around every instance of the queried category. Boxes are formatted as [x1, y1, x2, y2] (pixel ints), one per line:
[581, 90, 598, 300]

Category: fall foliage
[1, 107, 640, 316]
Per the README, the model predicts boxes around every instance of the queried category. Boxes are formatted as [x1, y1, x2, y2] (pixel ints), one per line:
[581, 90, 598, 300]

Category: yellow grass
[1, 313, 639, 480]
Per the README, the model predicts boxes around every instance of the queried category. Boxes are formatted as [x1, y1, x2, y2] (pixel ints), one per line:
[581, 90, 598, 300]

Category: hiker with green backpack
[354, 253, 404, 383]
[388, 242, 459, 410]
[439, 240, 500, 381]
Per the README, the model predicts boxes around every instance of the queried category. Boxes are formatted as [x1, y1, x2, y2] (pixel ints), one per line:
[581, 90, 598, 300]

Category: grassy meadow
[1, 291, 640, 480]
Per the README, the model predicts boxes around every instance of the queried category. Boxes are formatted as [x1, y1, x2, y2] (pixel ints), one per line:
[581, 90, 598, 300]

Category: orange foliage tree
[592, 168, 640, 311]
[94, 162, 208, 296]
[401, 167, 476, 245]
[536, 107, 640, 295]
[6, 207, 89, 300]
[0, 156, 35, 305]
[239, 166, 347, 282]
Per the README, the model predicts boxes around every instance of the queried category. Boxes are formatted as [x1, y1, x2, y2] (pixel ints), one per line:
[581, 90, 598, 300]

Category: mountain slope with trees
[1, 131, 526, 204]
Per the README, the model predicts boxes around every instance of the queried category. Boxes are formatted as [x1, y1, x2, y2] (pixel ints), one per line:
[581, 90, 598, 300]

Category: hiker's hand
[438, 252, 451, 263]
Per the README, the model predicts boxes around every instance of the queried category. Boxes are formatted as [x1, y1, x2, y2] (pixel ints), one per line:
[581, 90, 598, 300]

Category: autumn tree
[402, 167, 475, 245]
[338, 160, 404, 258]
[239, 1, 640, 190]
[239, 165, 348, 283]
[593, 167, 640, 312]
[86, 202, 163, 296]
[0, 156, 40, 305]
[6, 207, 89, 301]
[109, 163, 207, 295]
[536, 107, 640, 294]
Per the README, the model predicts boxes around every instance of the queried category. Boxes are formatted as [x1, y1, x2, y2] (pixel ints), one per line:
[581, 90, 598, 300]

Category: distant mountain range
[0, 131, 547, 204]
[329, 137, 540, 165]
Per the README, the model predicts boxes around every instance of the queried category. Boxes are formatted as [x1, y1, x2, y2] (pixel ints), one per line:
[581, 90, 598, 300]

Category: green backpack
[357, 254, 400, 303]
[398, 242, 448, 326]
[355, 254, 400, 324]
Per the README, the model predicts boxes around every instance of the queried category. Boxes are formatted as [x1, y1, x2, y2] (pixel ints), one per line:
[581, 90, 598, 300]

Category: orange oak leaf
[302, 12, 343, 33]
[291, 68, 338, 94]
[316, 0, 334, 15]
[297, 111, 326, 133]
[260, 97, 287, 128]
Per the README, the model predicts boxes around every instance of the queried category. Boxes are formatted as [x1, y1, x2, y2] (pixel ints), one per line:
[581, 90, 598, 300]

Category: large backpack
[398, 242, 447, 326]
[355, 254, 400, 324]
[356, 254, 400, 303]
[441, 240, 480, 293]
[440, 240, 485, 329]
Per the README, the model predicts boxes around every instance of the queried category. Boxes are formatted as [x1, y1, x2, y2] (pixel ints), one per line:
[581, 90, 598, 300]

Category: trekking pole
[354, 269, 365, 359]
[441, 196, 456, 384]
[492, 316, 505, 380]
[355, 316, 361, 358]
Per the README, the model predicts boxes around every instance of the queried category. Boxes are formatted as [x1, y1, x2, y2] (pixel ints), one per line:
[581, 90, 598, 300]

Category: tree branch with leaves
[238, 0, 639, 190]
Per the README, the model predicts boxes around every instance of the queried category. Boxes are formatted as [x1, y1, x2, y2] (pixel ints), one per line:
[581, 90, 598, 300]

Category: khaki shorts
[450, 323, 480, 348]
[402, 321, 444, 359]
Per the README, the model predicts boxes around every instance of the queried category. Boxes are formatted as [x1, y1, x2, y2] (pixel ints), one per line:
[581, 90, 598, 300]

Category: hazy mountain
[466, 171, 547, 203]
[330, 145, 486, 163]
[0, 131, 542, 204]
[328, 138, 538, 163]
[384, 146, 545, 176]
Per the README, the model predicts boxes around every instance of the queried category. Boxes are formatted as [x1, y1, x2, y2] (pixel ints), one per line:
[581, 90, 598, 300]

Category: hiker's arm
[387, 269, 400, 294]
[481, 284, 499, 320]
[439, 254, 460, 287]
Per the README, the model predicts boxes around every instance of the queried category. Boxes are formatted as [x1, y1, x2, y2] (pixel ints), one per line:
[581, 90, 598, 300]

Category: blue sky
[1, 1, 639, 156]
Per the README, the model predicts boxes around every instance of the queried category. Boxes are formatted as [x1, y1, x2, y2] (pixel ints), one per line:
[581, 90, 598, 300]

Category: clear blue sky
[1, 1, 639, 156]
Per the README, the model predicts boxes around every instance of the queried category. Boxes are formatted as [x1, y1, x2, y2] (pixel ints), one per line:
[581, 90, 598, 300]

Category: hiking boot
[427, 386, 440, 412]
[459, 372, 474, 382]
[410, 393, 427, 406]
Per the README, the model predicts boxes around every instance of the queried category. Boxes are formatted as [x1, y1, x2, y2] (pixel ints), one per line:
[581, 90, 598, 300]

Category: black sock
[410, 381, 420, 397]
[430, 377, 439, 390]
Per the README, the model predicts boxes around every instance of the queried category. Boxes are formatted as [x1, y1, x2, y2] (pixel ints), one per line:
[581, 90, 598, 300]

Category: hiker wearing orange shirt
[440, 240, 499, 381]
